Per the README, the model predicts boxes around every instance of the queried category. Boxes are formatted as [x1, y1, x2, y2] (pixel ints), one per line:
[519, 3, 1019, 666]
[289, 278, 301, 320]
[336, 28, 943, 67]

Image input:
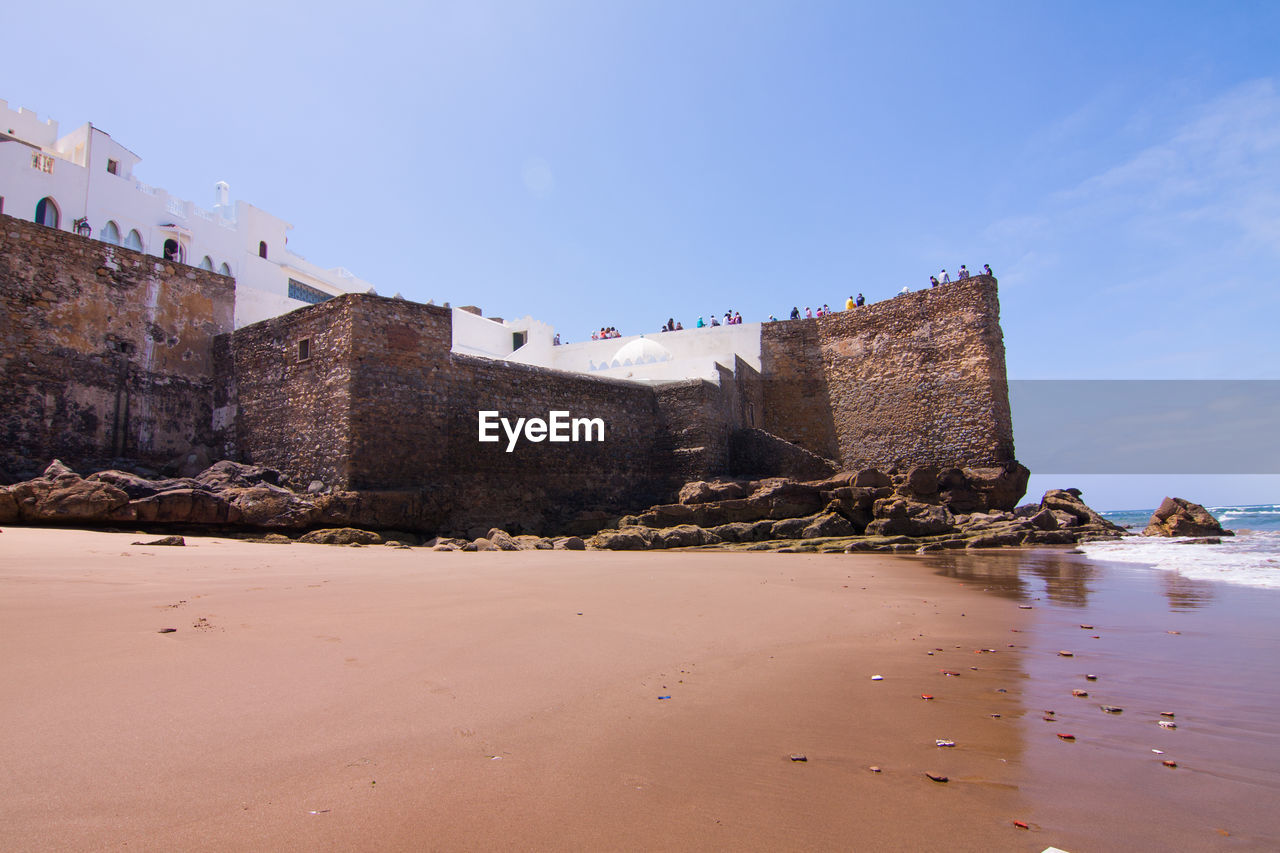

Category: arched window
[218, 262, 232, 277]
[102, 221, 121, 245]
[34, 197, 60, 228]
[162, 238, 185, 264]
[258, 241, 268, 259]
[124, 229, 143, 251]
[199, 256, 214, 271]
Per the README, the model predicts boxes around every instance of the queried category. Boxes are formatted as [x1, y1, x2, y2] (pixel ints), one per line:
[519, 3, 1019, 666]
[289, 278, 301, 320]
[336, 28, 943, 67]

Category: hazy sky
[4, 1, 1278, 509]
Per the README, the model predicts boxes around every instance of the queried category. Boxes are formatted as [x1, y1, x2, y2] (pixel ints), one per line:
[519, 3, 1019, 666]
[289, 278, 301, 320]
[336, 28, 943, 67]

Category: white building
[0, 98, 371, 327]
[2, 97, 765, 383]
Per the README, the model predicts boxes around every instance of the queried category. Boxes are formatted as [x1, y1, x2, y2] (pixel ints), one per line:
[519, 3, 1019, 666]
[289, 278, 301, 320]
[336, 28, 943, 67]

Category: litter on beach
[1101, 705, 1124, 713]
[1086, 674, 1098, 681]
[1057, 733, 1076, 740]
[1058, 650, 1074, 657]
[1071, 689, 1089, 697]
[921, 694, 934, 700]
[935, 739, 956, 747]
[788, 753, 807, 762]
[1159, 720, 1178, 729]
[870, 675, 884, 681]
[925, 772, 949, 782]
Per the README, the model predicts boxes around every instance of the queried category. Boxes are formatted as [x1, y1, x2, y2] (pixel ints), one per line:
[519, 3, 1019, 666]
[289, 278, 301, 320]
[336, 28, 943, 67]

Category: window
[288, 278, 332, 305]
[124, 229, 143, 251]
[258, 241, 268, 259]
[512, 331, 528, 350]
[162, 238, 185, 264]
[106, 159, 119, 175]
[199, 256, 214, 271]
[34, 197, 60, 228]
[297, 338, 311, 361]
[102, 221, 120, 245]
[217, 262, 232, 277]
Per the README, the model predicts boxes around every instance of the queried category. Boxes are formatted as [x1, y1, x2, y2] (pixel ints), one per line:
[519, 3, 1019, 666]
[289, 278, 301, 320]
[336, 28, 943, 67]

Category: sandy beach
[2, 528, 1277, 851]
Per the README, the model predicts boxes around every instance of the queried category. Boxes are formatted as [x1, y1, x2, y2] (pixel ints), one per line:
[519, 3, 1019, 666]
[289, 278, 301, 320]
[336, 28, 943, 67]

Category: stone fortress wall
[0, 213, 233, 473]
[1, 213, 1018, 533]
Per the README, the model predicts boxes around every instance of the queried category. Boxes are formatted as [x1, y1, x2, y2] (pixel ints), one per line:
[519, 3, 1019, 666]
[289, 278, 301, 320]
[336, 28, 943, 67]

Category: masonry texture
[761, 276, 1014, 470]
[2, 219, 1017, 534]
[0, 213, 233, 476]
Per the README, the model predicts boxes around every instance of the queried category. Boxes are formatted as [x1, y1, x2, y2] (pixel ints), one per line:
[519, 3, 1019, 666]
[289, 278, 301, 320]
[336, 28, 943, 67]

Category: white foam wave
[1079, 532, 1280, 590]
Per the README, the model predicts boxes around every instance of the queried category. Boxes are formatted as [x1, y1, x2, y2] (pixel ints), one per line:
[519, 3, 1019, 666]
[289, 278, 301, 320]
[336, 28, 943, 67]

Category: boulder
[709, 520, 776, 543]
[130, 489, 241, 525]
[486, 529, 523, 551]
[801, 512, 856, 539]
[1040, 489, 1126, 534]
[298, 528, 384, 546]
[87, 470, 201, 499]
[9, 472, 134, 523]
[471, 537, 500, 552]
[652, 525, 719, 548]
[962, 463, 1030, 511]
[896, 465, 940, 500]
[1028, 509, 1060, 530]
[852, 468, 892, 488]
[748, 480, 826, 519]
[588, 529, 651, 550]
[865, 498, 955, 537]
[553, 536, 586, 550]
[678, 480, 748, 505]
[1143, 497, 1233, 538]
[226, 485, 319, 528]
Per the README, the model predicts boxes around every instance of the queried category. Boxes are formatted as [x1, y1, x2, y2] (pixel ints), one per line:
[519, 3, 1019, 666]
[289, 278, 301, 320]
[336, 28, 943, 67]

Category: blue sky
[5, 1, 1279, 509]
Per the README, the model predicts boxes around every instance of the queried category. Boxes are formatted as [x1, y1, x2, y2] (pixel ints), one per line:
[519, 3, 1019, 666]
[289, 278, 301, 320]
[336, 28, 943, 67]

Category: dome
[613, 336, 672, 366]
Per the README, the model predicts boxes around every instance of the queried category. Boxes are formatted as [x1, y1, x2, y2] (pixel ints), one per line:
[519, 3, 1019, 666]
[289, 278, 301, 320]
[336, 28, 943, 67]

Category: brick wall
[0, 213, 234, 475]
[760, 275, 1015, 469]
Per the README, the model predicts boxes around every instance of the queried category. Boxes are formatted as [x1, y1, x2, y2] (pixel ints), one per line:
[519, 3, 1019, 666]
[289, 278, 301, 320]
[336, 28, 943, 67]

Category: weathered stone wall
[217, 297, 355, 487]
[760, 275, 1015, 469]
[0, 213, 234, 476]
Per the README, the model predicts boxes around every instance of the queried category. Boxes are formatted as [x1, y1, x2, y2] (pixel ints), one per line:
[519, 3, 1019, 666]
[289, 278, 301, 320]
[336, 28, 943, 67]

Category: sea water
[1080, 503, 1280, 589]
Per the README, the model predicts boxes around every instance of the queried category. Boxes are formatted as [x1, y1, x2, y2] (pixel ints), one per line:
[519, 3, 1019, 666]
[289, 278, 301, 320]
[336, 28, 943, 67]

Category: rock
[749, 480, 827, 519]
[194, 460, 285, 490]
[588, 529, 651, 550]
[678, 480, 747, 505]
[513, 535, 553, 550]
[852, 468, 892, 488]
[130, 489, 241, 524]
[307, 480, 326, 494]
[897, 465, 940, 499]
[962, 462, 1030, 511]
[486, 528, 523, 551]
[649, 525, 716, 548]
[0, 488, 18, 524]
[865, 498, 955, 537]
[553, 536, 586, 550]
[87, 470, 200, 499]
[1050, 509, 1079, 528]
[10, 472, 134, 522]
[800, 512, 856, 538]
[42, 459, 78, 480]
[298, 528, 384, 545]
[1040, 489, 1124, 532]
[132, 535, 185, 546]
[1143, 497, 1233, 538]
[226, 485, 319, 528]
[1178, 537, 1222, 545]
[261, 533, 293, 544]
[1028, 509, 1060, 530]
[471, 537, 499, 551]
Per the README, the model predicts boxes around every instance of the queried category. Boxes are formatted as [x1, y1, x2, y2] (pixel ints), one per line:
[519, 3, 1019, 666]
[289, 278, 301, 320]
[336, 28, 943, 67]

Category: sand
[0, 527, 1035, 852]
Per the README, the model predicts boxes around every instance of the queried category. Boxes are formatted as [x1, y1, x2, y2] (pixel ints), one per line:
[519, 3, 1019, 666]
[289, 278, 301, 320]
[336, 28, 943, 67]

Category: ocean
[1082, 503, 1280, 589]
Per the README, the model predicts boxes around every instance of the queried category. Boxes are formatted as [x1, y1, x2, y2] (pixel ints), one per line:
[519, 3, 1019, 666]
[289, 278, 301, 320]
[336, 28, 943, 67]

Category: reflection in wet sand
[926, 548, 1098, 607]
[1160, 570, 1217, 610]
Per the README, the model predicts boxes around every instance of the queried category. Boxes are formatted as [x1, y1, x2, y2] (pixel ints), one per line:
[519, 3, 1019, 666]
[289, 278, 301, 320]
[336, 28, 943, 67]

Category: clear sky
[4, 1, 1279, 510]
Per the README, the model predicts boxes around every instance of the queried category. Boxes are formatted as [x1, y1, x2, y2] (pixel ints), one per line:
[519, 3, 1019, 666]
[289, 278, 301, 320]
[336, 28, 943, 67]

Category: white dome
[613, 337, 672, 366]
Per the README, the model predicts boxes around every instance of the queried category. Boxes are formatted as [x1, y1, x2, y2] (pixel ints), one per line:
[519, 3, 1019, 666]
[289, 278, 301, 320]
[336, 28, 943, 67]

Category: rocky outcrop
[298, 528, 385, 546]
[1143, 497, 1233, 538]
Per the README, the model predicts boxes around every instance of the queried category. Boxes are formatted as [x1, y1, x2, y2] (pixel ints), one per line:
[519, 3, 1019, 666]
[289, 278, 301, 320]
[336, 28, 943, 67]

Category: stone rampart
[0, 213, 234, 476]
[760, 276, 1014, 470]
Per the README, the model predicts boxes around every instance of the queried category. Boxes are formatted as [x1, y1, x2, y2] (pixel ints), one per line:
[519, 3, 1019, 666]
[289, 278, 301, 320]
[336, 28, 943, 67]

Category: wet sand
[927, 549, 1280, 851]
[0, 528, 1031, 852]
